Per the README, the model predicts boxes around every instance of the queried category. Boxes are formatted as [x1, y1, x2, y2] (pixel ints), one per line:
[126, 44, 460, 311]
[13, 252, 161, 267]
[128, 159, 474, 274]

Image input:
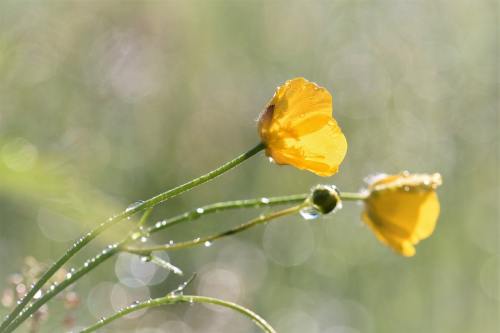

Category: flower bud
[310, 185, 342, 214]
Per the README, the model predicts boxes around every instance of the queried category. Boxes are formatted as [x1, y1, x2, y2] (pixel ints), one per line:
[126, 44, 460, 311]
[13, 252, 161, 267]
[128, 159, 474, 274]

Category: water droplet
[66, 272, 72, 279]
[194, 237, 201, 243]
[169, 240, 174, 245]
[126, 201, 144, 213]
[155, 221, 163, 228]
[300, 206, 321, 220]
[196, 208, 205, 214]
[140, 236, 148, 243]
[204, 241, 212, 247]
[140, 256, 150, 262]
[260, 197, 270, 204]
[268, 157, 275, 163]
[33, 290, 42, 299]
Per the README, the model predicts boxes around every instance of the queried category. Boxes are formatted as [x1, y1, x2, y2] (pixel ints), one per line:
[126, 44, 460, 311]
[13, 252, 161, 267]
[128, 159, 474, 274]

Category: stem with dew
[1, 191, 303, 332]
[0, 143, 264, 332]
[79, 295, 276, 333]
[3, 190, 364, 332]
[124, 204, 304, 255]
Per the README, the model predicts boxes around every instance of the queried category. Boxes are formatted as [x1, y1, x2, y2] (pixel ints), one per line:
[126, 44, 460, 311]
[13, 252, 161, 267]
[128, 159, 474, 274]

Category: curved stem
[79, 295, 276, 333]
[4, 189, 365, 332]
[125, 204, 304, 255]
[131, 142, 265, 213]
[0, 143, 264, 333]
[1, 192, 300, 333]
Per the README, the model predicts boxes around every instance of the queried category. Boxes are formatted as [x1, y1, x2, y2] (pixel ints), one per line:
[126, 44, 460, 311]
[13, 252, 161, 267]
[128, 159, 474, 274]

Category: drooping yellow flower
[258, 77, 347, 177]
[362, 172, 442, 257]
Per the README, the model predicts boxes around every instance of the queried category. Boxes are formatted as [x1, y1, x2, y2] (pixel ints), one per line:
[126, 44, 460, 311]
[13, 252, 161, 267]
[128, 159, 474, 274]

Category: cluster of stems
[0, 143, 366, 333]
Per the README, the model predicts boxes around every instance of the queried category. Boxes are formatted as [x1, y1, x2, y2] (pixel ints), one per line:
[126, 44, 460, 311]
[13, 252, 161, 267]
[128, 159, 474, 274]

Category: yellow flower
[258, 77, 347, 177]
[362, 172, 442, 257]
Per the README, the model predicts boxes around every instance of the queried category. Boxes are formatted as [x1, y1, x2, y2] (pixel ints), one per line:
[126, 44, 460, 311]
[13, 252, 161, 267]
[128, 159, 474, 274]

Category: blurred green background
[0, 1, 497, 332]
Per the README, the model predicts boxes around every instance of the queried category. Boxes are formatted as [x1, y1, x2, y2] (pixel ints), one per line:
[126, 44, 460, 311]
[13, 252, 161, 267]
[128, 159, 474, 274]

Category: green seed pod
[310, 185, 341, 214]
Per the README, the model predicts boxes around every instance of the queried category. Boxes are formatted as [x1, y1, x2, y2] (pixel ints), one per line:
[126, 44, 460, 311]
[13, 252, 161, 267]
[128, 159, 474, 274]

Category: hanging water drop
[196, 208, 205, 214]
[204, 241, 212, 247]
[300, 206, 321, 220]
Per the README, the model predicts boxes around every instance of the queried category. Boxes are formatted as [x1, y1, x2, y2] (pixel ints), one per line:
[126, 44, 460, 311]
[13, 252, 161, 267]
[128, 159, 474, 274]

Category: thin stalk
[79, 295, 276, 333]
[147, 193, 308, 234]
[340, 191, 369, 201]
[125, 204, 304, 255]
[0, 143, 264, 333]
[5, 190, 365, 332]
[136, 207, 154, 230]
[2, 245, 120, 333]
[1, 192, 301, 333]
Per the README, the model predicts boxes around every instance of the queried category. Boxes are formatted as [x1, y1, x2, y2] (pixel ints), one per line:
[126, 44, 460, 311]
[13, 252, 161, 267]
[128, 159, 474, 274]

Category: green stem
[340, 191, 369, 201]
[2, 245, 120, 333]
[126, 191, 365, 255]
[147, 193, 308, 234]
[136, 207, 154, 230]
[0, 218, 123, 333]
[79, 295, 276, 333]
[1, 192, 300, 333]
[4, 189, 365, 332]
[130, 142, 266, 213]
[125, 204, 304, 255]
[0, 143, 264, 333]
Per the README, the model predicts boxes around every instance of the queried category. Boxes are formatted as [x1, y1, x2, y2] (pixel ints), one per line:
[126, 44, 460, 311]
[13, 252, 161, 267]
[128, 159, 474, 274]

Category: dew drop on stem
[126, 201, 144, 213]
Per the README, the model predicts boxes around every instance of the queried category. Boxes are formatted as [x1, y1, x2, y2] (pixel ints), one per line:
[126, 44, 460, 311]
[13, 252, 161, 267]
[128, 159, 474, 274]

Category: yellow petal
[362, 173, 441, 256]
[259, 78, 347, 176]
